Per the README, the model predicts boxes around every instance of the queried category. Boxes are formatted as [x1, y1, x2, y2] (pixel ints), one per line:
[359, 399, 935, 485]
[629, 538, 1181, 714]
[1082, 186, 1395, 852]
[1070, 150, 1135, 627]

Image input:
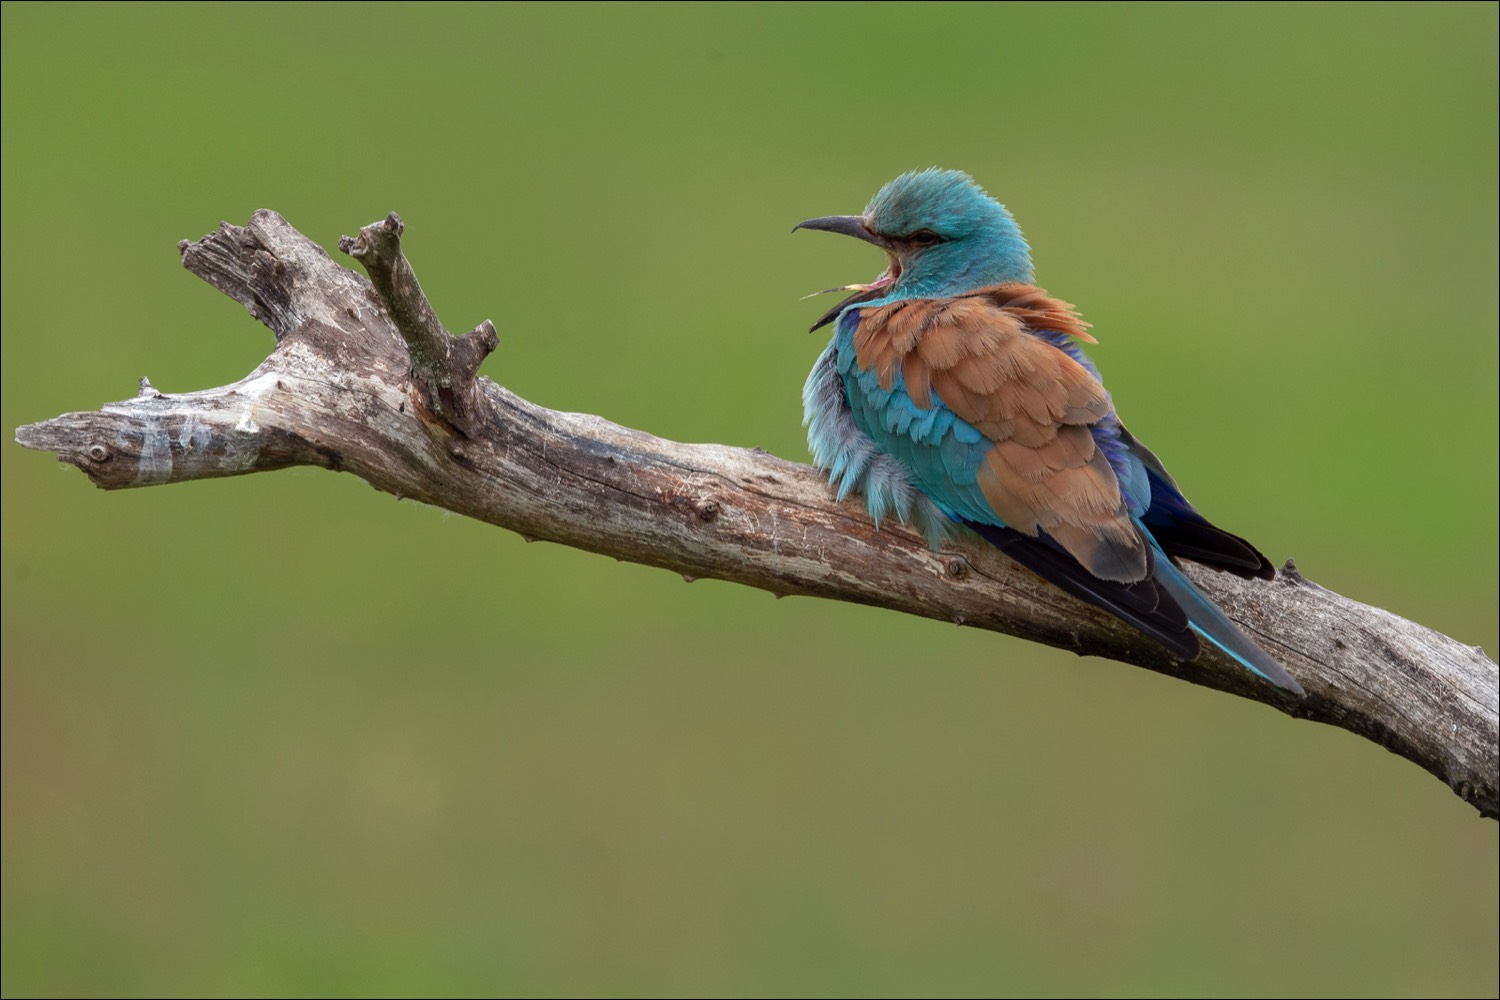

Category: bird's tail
[1149, 542, 1304, 695]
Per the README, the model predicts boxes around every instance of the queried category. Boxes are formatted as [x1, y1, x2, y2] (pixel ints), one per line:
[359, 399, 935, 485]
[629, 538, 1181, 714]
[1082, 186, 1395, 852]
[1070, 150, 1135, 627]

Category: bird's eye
[908, 230, 943, 247]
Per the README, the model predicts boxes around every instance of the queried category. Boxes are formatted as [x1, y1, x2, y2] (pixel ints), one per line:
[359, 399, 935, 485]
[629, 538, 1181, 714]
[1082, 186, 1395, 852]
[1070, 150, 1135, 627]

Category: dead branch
[14, 211, 1498, 818]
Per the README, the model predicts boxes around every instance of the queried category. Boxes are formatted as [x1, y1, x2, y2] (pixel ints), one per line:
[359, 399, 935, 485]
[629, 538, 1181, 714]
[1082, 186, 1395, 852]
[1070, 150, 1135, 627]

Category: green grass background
[3, 3, 1496, 995]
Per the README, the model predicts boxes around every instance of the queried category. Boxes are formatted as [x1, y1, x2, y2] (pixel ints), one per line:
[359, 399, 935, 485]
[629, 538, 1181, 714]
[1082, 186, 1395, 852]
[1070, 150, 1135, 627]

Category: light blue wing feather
[834, 312, 999, 528]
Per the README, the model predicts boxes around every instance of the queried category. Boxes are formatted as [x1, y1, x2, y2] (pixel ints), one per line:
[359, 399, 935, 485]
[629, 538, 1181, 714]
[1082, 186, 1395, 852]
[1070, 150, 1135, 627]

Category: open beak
[793, 215, 899, 332]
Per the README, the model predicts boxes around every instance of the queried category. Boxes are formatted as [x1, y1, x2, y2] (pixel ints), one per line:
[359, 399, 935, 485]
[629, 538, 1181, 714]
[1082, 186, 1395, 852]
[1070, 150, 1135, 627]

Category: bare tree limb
[14, 211, 1498, 819]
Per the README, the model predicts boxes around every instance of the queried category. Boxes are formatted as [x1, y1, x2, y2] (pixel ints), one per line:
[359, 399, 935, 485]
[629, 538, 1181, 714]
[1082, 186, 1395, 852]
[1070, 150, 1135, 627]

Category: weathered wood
[14, 210, 1498, 819]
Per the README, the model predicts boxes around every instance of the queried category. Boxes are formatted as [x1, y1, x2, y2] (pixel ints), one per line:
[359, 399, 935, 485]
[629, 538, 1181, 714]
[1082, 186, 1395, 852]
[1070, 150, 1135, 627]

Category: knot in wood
[945, 556, 969, 580]
[87, 444, 110, 463]
[695, 498, 720, 522]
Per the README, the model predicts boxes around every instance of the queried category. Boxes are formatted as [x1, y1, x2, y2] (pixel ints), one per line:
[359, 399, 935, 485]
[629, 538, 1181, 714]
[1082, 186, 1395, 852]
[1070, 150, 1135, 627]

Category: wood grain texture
[14, 210, 1498, 819]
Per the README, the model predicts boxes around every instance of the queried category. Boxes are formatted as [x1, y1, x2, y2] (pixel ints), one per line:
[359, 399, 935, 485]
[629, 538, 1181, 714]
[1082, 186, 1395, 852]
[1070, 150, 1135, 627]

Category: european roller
[796, 168, 1303, 695]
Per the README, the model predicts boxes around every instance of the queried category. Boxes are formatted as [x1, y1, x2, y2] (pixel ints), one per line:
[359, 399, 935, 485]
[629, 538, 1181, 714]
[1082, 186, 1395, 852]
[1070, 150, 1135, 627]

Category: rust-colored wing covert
[854, 284, 1148, 583]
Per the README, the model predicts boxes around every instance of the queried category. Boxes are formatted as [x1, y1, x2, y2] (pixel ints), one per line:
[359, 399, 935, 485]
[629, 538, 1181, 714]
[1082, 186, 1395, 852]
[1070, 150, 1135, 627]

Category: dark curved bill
[792, 215, 887, 248]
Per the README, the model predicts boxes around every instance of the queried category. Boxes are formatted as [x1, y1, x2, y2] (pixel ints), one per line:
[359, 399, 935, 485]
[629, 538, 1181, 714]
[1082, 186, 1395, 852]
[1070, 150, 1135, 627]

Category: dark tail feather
[1147, 520, 1275, 580]
[1117, 424, 1275, 579]
[966, 521, 1200, 661]
[968, 520, 1302, 696]
[1150, 545, 1304, 695]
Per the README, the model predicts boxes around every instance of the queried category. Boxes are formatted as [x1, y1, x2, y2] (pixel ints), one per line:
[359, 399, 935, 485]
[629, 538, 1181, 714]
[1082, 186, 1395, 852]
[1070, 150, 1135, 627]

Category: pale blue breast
[802, 309, 993, 544]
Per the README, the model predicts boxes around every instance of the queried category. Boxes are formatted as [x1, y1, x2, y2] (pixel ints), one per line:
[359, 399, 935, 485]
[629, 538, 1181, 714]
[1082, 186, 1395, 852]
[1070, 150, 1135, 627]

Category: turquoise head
[795, 169, 1033, 316]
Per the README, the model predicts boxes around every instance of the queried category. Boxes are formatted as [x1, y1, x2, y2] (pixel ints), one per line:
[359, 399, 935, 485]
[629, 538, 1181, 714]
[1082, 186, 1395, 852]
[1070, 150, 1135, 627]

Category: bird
[794, 168, 1303, 695]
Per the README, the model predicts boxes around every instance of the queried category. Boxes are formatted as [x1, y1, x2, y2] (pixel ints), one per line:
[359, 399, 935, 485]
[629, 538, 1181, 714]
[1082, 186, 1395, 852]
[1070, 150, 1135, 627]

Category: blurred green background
[3, 3, 1496, 996]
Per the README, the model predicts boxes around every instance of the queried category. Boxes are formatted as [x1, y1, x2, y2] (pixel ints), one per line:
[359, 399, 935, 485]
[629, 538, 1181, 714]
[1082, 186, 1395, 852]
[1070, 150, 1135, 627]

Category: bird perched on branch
[796, 168, 1302, 695]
